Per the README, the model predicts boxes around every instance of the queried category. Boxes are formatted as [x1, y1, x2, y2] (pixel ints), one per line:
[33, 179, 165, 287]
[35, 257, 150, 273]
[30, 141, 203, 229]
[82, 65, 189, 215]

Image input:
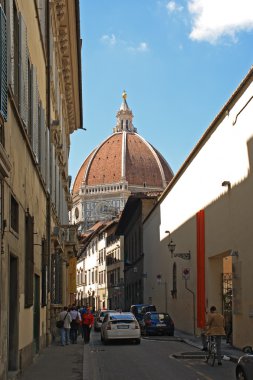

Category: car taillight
[106, 322, 111, 330]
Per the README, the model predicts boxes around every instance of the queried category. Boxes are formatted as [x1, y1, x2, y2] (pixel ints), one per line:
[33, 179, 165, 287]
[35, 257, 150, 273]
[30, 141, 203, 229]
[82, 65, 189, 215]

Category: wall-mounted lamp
[167, 238, 191, 260]
[230, 250, 239, 257]
[222, 181, 231, 189]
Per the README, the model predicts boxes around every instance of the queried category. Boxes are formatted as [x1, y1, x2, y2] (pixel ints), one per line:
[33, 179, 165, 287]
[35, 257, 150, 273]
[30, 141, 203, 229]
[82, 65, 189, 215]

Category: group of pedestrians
[57, 304, 94, 346]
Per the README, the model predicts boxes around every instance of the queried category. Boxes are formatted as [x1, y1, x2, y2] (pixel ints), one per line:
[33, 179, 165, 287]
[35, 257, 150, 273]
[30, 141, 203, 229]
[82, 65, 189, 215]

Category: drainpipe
[185, 279, 196, 336]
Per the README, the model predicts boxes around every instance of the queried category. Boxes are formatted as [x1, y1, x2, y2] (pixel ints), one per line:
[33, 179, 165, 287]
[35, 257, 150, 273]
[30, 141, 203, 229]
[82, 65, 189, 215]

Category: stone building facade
[0, 1, 82, 378]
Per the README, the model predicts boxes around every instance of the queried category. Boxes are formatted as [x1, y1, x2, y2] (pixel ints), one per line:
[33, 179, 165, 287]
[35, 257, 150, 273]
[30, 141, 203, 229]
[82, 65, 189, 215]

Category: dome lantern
[114, 91, 136, 133]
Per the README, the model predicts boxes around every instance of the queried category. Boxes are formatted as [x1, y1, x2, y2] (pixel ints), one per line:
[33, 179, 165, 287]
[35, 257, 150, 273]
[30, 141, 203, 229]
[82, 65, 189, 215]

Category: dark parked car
[140, 312, 174, 336]
[236, 354, 253, 380]
[130, 304, 156, 323]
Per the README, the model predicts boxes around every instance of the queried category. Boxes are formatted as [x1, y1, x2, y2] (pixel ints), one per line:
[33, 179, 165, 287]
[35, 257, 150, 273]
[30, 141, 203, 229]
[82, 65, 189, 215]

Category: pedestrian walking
[79, 306, 87, 338]
[59, 306, 72, 346]
[205, 305, 226, 365]
[69, 305, 81, 344]
[82, 307, 94, 344]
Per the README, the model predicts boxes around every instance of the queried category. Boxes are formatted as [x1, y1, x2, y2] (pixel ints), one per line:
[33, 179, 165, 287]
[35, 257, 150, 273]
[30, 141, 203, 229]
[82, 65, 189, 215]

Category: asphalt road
[84, 331, 236, 380]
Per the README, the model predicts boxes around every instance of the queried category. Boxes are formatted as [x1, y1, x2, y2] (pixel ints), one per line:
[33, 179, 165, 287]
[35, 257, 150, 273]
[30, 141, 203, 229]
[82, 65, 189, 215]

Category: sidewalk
[174, 329, 243, 363]
[17, 335, 88, 380]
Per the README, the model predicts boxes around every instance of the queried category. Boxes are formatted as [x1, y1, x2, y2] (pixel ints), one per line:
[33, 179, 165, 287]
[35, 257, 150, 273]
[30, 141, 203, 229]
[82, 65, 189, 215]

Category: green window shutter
[45, 126, 50, 192]
[0, 5, 7, 121]
[40, 107, 46, 182]
[19, 14, 28, 127]
[7, 0, 14, 92]
[31, 65, 39, 162]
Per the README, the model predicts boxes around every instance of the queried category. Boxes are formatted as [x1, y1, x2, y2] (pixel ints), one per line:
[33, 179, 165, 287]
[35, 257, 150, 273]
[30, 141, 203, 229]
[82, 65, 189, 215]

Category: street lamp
[167, 236, 191, 260]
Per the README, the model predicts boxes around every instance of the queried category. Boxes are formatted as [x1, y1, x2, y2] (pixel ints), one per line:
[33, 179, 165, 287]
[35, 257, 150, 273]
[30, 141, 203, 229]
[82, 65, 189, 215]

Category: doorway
[8, 255, 18, 371]
[222, 256, 233, 344]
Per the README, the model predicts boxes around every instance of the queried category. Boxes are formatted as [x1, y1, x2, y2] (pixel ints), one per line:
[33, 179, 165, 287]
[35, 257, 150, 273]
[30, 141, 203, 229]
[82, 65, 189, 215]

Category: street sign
[182, 268, 190, 280]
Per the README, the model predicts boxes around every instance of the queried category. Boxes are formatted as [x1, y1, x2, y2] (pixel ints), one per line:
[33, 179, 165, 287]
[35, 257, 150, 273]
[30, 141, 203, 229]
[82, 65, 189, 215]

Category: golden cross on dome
[122, 90, 127, 100]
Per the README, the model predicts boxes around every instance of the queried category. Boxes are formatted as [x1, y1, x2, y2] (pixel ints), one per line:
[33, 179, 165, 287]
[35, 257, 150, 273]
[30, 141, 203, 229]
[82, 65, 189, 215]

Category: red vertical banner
[197, 209, 205, 328]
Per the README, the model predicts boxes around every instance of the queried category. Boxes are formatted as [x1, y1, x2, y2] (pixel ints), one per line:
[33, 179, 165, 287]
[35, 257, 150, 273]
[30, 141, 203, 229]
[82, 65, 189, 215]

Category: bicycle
[205, 336, 217, 366]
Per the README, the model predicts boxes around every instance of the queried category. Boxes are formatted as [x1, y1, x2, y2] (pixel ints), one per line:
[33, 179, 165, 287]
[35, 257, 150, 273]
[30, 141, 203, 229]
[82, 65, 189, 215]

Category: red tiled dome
[72, 131, 173, 194]
[72, 93, 173, 195]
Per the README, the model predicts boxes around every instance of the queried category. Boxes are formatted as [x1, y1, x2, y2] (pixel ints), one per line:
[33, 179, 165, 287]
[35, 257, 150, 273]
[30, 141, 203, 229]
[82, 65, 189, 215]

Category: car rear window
[150, 313, 171, 321]
[110, 314, 135, 321]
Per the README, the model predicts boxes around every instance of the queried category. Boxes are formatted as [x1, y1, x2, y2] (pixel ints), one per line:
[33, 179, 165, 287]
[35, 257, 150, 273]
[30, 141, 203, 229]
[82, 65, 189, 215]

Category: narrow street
[85, 331, 236, 380]
[20, 330, 238, 380]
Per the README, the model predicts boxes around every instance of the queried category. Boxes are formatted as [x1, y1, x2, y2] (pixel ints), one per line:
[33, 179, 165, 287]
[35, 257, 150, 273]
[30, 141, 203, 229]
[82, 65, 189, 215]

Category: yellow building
[0, 1, 82, 378]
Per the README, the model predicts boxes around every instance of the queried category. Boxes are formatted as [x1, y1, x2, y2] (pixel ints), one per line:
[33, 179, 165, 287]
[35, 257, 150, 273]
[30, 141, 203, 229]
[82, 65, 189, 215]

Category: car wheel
[135, 338, 141, 344]
[103, 338, 109, 345]
[236, 367, 247, 380]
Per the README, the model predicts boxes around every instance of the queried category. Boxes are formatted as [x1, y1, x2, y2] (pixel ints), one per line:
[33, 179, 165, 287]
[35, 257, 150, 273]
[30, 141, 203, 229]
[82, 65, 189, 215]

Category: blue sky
[69, 0, 253, 183]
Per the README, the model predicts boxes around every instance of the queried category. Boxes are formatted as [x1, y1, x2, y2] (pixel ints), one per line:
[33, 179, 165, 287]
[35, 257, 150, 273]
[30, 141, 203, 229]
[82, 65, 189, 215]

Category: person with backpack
[82, 307, 94, 344]
[69, 305, 81, 344]
[58, 306, 72, 346]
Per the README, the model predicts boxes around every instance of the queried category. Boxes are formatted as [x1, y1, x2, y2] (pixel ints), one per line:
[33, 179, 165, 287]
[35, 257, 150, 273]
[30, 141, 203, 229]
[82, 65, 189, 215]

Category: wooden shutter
[31, 65, 39, 162]
[45, 126, 50, 192]
[7, 0, 14, 91]
[19, 14, 28, 127]
[40, 107, 46, 181]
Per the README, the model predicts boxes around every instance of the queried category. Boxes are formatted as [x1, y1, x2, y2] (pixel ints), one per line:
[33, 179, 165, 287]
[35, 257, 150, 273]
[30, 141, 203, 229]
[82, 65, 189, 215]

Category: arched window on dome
[126, 120, 129, 130]
[121, 120, 123, 129]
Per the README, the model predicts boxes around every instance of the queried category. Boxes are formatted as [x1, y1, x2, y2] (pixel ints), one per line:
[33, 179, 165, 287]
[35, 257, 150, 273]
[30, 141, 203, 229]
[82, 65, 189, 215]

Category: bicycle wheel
[210, 343, 216, 366]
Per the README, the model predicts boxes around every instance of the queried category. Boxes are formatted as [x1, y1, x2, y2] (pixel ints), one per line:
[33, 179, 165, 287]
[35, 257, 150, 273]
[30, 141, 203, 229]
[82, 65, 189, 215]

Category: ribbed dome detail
[72, 131, 173, 195]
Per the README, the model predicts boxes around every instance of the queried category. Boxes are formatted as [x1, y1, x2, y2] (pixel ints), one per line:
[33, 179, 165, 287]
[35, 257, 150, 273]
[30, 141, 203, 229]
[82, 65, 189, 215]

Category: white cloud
[136, 42, 149, 52]
[101, 34, 117, 46]
[101, 34, 149, 53]
[188, 0, 253, 44]
[127, 42, 149, 53]
[166, 1, 183, 13]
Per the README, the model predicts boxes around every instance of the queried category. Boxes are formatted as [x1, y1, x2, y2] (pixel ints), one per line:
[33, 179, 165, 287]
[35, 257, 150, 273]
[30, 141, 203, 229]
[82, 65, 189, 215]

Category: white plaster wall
[144, 76, 253, 346]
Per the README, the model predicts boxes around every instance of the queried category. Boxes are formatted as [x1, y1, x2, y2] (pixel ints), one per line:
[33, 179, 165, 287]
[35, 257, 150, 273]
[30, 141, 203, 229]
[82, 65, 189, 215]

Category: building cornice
[52, 0, 82, 133]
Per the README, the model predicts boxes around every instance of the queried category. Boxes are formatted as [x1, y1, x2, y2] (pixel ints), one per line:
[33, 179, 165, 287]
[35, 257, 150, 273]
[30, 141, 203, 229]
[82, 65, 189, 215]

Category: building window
[51, 251, 63, 304]
[10, 195, 19, 233]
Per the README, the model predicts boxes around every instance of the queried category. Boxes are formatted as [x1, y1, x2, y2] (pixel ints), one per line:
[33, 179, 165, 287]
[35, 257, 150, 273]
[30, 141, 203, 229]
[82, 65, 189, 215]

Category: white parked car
[100, 312, 141, 344]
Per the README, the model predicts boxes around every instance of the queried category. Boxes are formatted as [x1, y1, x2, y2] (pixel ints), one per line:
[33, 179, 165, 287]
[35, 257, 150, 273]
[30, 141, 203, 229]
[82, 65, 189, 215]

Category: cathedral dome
[72, 93, 173, 195]
[71, 92, 173, 229]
